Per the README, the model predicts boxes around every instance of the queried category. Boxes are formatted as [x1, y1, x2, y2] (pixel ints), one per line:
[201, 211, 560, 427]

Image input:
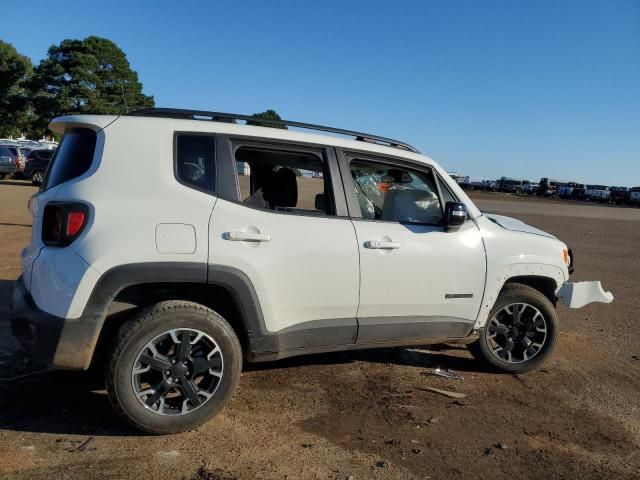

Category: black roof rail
[128, 108, 419, 153]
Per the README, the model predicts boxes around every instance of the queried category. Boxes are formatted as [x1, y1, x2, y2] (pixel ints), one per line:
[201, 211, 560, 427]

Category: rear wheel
[469, 284, 558, 373]
[31, 170, 44, 184]
[105, 301, 242, 434]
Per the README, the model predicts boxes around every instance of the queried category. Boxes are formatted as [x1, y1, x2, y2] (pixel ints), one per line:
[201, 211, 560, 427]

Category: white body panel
[208, 199, 360, 332]
[352, 220, 485, 321]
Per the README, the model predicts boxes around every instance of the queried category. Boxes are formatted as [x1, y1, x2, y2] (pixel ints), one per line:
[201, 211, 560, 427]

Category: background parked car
[497, 177, 530, 194]
[23, 148, 55, 184]
[537, 177, 563, 196]
[609, 186, 630, 205]
[557, 182, 581, 199]
[584, 185, 610, 202]
[569, 183, 587, 200]
[629, 187, 640, 206]
[0, 143, 23, 178]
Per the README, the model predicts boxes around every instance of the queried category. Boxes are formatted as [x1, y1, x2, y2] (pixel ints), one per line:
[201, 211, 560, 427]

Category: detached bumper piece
[556, 281, 614, 309]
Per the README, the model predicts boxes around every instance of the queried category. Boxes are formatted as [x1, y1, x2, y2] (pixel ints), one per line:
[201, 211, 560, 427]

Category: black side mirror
[315, 193, 326, 212]
[444, 201, 467, 230]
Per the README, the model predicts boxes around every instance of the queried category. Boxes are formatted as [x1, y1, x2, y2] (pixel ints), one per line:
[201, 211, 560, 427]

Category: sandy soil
[0, 183, 638, 480]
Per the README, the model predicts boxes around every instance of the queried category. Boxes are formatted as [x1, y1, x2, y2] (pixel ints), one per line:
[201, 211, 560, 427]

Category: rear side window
[43, 128, 97, 190]
[175, 134, 216, 193]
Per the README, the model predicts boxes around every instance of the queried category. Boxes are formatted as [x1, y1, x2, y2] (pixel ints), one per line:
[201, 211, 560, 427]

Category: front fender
[474, 263, 566, 329]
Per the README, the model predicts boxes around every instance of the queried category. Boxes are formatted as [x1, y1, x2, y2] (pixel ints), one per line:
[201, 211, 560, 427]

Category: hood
[484, 213, 556, 239]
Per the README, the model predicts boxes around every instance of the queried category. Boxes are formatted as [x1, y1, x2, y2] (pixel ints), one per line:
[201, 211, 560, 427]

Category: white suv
[11, 108, 613, 434]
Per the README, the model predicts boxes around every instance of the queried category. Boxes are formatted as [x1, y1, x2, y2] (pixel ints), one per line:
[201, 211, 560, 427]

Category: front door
[340, 152, 486, 343]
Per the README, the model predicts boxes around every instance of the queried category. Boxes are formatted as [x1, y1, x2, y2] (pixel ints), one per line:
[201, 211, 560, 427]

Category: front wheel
[105, 301, 242, 434]
[469, 284, 558, 373]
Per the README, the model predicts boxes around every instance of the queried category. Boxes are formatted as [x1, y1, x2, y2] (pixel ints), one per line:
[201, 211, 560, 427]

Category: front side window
[175, 134, 215, 193]
[235, 146, 333, 216]
[349, 158, 444, 225]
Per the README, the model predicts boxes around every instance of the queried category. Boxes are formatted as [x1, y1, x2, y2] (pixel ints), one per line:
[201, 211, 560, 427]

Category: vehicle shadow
[1, 277, 487, 436]
[244, 343, 487, 374]
[0, 346, 488, 437]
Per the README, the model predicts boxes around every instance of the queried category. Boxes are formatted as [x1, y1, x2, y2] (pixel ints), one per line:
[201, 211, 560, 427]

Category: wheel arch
[474, 264, 565, 330]
[65, 263, 264, 370]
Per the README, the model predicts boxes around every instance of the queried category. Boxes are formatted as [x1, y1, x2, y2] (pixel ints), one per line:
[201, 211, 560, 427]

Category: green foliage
[247, 109, 287, 129]
[29, 36, 154, 135]
[0, 40, 33, 137]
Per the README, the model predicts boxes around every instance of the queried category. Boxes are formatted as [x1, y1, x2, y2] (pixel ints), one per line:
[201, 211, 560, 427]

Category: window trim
[338, 149, 457, 228]
[173, 132, 217, 196]
[224, 136, 349, 219]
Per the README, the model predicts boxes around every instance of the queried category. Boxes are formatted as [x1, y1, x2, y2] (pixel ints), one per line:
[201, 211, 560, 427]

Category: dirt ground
[0, 183, 638, 480]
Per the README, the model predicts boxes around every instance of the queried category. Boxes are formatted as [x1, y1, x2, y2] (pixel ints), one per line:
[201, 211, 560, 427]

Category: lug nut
[174, 378, 179, 383]
[165, 370, 170, 375]
[171, 359, 176, 365]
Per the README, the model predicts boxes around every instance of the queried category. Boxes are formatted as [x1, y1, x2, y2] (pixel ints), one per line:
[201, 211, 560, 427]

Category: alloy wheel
[131, 328, 223, 415]
[486, 303, 548, 364]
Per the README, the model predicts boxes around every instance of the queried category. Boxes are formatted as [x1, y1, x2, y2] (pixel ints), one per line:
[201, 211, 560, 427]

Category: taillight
[42, 202, 89, 246]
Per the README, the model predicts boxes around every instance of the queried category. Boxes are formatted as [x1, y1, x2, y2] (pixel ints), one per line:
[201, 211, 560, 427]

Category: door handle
[223, 231, 271, 242]
[364, 240, 401, 250]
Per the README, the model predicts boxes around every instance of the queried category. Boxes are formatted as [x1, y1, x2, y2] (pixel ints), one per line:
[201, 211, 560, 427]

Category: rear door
[208, 139, 360, 352]
[338, 151, 486, 343]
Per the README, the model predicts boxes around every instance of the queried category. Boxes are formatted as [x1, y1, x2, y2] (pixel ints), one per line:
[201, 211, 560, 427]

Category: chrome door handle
[364, 240, 401, 250]
[224, 231, 271, 242]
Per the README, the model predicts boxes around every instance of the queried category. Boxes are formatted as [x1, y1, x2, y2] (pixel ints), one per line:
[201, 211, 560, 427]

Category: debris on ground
[73, 436, 95, 452]
[375, 461, 389, 468]
[428, 367, 464, 380]
[417, 386, 467, 399]
[495, 443, 509, 450]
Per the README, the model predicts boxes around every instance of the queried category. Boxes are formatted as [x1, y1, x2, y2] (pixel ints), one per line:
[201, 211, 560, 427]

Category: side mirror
[315, 193, 326, 212]
[444, 201, 467, 230]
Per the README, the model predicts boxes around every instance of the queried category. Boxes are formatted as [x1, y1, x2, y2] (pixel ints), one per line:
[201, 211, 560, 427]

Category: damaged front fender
[556, 281, 614, 309]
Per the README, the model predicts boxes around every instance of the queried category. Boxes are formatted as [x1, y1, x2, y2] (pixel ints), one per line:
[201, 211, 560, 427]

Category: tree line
[0, 36, 284, 139]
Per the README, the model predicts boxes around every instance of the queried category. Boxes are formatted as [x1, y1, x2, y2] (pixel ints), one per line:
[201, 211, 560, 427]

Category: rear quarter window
[175, 134, 216, 193]
[43, 129, 97, 190]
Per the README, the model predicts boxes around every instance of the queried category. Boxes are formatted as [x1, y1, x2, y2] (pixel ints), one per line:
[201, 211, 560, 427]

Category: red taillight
[66, 212, 86, 236]
[42, 203, 88, 246]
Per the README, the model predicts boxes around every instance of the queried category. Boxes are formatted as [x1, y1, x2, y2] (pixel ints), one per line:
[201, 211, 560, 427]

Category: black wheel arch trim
[14, 261, 480, 370]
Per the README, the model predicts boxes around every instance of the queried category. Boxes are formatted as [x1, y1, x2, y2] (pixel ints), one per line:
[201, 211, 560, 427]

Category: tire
[105, 301, 242, 434]
[468, 283, 558, 374]
[31, 170, 44, 185]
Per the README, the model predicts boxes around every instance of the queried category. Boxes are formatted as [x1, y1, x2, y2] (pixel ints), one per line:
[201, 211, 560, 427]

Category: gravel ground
[0, 183, 638, 480]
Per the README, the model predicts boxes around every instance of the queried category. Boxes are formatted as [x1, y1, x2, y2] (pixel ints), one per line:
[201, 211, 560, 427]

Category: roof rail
[128, 108, 419, 153]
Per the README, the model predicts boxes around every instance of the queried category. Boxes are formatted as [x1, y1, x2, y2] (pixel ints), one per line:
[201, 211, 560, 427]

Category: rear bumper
[11, 276, 100, 370]
[556, 281, 614, 309]
[11, 276, 65, 366]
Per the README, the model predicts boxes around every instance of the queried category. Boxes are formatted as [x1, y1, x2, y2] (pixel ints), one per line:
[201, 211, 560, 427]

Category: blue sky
[4, 0, 639, 186]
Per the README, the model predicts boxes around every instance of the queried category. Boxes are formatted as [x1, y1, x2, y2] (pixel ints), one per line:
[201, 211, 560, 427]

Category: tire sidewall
[108, 305, 241, 434]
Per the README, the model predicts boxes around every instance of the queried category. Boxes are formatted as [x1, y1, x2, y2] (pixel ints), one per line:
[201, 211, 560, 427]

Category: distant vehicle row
[451, 175, 640, 205]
